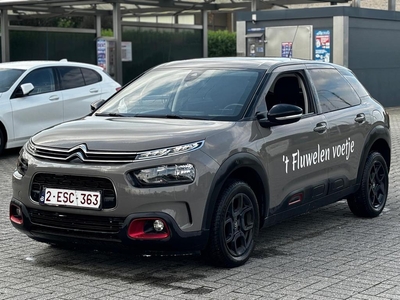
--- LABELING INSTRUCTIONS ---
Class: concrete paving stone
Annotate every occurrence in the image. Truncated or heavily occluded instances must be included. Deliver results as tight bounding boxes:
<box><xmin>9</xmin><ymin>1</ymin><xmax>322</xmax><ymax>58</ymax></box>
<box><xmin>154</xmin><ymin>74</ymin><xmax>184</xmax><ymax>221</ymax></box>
<box><xmin>361</xmin><ymin>284</ymin><xmax>396</xmax><ymax>296</ymax></box>
<box><xmin>218</xmin><ymin>292</ymin><xmax>263</xmax><ymax>299</ymax></box>
<box><xmin>181</xmin><ymin>279</ymin><xmax>225</xmax><ymax>290</ymax></box>
<box><xmin>30</xmin><ymin>291</ymin><xmax>76</xmax><ymax>300</ymax></box>
<box><xmin>349</xmin><ymin>296</ymin><xmax>391</xmax><ymax>300</ymax></box>
<box><xmin>151</xmin><ymin>295</ymin><xmax>189</xmax><ymax>300</ymax></box>
<box><xmin>301</xmin><ymin>293</ymin><xmax>348</xmax><ymax>300</ymax></box>
<box><xmin>168</xmin><ymin>281</ymin><xmax>203</xmax><ymax>290</ymax></box>
<box><xmin>108</xmin><ymin>289</ymin><xmax>147</xmax><ymax>298</ymax></box>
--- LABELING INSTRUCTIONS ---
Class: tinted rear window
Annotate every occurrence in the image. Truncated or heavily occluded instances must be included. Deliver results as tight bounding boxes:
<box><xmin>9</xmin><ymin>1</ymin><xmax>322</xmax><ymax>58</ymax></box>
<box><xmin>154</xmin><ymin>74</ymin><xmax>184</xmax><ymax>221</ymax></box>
<box><xmin>309</xmin><ymin>68</ymin><xmax>361</xmax><ymax>113</ymax></box>
<box><xmin>58</xmin><ymin>67</ymin><xmax>85</xmax><ymax>90</ymax></box>
<box><xmin>82</xmin><ymin>68</ymin><xmax>101</xmax><ymax>85</ymax></box>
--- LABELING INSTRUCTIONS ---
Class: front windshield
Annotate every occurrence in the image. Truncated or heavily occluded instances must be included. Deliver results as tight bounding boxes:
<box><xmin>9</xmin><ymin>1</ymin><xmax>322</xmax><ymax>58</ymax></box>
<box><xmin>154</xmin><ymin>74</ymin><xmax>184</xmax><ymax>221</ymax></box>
<box><xmin>96</xmin><ymin>68</ymin><xmax>263</xmax><ymax>121</ymax></box>
<box><xmin>0</xmin><ymin>68</ymin><xmax>24</xmax><ymax>92</ymax></box>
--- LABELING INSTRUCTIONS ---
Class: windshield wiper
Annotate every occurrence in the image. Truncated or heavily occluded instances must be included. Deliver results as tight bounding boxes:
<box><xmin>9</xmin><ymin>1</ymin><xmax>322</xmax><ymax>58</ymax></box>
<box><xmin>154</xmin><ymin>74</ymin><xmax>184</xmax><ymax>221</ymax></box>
<box><xmin>133</xmin><ymin>114</ymin><xmax>184</xmax><ymax>119</ymax></box>
<box><xmin>165</xmin><ymin>114</ymin><xmax>184</xmax><ymax>119</ymax></box>
<box><xmin>95</xmin><ymin>112</ymin><xmax>127</xmax><ymax>117</ymax></box>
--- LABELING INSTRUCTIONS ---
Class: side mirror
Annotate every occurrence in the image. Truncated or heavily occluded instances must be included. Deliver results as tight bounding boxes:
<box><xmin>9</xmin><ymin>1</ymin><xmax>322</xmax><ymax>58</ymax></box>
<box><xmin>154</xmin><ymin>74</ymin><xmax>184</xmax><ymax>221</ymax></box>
<box><xmin>14</xmin><ymin>83</ymin><xmax>35</xmax><ymax>98</ymax></box>
<box><xmin>257</xmin><ymin>104</ymin><xmax>303</xmax><ymax>128</ymax></box>
<box><xmin>20</xmin><ymin>83</ymin><xmax>34</xmax><ymax>96</ymax></box>
<box><xmin>91</xmin><ymin>99</ymin><xmax>106</xmax><ymax>111</ymax></box>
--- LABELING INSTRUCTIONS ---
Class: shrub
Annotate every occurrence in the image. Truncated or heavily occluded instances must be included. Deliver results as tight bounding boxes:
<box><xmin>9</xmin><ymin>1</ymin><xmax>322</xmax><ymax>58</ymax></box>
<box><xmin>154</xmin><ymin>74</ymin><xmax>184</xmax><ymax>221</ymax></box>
<box><xmin>208</xmin><ymin>30</ymin><xmax>236</xmax><ymax>57</ymax></box>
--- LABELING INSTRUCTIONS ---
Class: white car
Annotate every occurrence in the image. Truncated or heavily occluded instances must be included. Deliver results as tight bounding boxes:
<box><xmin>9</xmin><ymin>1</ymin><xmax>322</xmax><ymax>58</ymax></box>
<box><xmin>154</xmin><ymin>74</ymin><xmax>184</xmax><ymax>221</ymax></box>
<box><xmin>0</xmin><ymin>60</ymin><xmax>121</xmax><ymax>154</ymax></box>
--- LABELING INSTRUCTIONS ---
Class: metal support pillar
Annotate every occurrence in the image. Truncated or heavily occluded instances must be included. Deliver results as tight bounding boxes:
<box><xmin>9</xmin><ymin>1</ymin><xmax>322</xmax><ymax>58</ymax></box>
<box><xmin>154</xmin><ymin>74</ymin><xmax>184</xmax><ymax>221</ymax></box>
<box><xmin>202</xmin><ymin>10</ymin><xmax>208</xmax><ymax>58</ymax></box>
<box><xmin>389</xmin><ymin>0</ymin><xmax>396</xmax><ymax>11</ymax></box>
<box><xmin>351</xmin><ymin>0</ymin><xmax>360</xmax><ymax>7</ymax></box>
<box><xmin>251</xmin><ymin>0</ymin><xmax>259</xmax><ymax>11</ymax></box>
<box><xmin>333</xmin><ymin>16</ymin><xmax>349</xmax><ymax>67</ymax></box>
<box><xmin>1</xmin><ymin>9</ymin><xmax>10</xmax><ymax>62</ymax></box>
<box><xmin>113</xmin><ymin>2</ymin><xmax>123</xmax><ymax>84</ymax></box>
<box><xmin>96</xmin><ymin>15</ymin><xmax>102</xmax><ymax>38</ymax></box>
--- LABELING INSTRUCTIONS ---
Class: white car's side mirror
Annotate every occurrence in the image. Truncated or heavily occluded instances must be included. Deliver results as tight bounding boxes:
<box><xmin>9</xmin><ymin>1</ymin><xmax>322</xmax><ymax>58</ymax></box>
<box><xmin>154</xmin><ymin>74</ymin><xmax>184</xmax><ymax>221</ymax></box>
<box><xmin>20</xmin><ymin>83</ymin><xmax>34</xmax><ymax>95</ymax></box>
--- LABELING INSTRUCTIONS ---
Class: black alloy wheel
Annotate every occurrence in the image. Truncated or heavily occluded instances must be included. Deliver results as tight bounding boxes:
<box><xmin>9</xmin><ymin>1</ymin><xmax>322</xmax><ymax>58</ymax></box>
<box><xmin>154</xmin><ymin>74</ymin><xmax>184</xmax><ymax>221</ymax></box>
<box><xmin>205</xmin><ymin>180</ymin><xmax>259</xmax><ymax>267</ymax></box>
<box><xmin>347</xmin><ymin>152</ymin><xmax>388</xmax><ymax>218</ymax></box>
<box><xmin>224</xmin><ymin>192</ymin><xmax>255</xmax><ymax>258</ymax></box>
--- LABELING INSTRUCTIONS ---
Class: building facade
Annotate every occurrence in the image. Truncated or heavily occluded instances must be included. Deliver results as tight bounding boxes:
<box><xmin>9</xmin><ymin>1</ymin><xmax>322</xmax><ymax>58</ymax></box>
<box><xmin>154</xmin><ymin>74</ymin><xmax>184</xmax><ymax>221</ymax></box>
<box><xmin>289</xmin><ymin>0</ymin><xmax>400</xmax><ymax>10</ymax></box>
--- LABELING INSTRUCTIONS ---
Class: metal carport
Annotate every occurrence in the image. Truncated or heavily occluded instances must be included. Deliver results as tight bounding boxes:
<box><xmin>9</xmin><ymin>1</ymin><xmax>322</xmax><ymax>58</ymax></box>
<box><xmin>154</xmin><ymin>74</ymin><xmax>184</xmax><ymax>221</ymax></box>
<box><xmin>0</xmin><ymin>0</ymin><xmax>356</xmax><ymax>84</ymax></box>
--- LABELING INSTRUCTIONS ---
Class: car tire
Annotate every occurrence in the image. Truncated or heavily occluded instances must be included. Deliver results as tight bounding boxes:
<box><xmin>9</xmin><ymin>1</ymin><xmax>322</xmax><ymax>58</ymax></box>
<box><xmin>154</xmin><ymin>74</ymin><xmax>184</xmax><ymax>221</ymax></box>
<box><xmin>0</xmin><ymin>129</ymin><xmax>5</xmax><ymax>155</ymax></box>
<box><xmin>205</xmin><ymin>180</ymin><xmax>259</xmax><ymax>268</ymax></box>
<box><xmin>347</xmin><ymin>152</ymin><xmax>388</xmax><ymax>218</ymax></box>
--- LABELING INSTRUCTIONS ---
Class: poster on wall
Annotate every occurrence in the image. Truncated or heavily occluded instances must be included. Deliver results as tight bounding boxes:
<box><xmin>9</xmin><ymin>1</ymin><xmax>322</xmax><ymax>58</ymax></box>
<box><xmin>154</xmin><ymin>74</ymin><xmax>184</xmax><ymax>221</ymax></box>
<box><xmin>281</xmin><ymin>42</ymin><xmax>293</xmax><ymax>58</ymax></box>
<box><xmin>314</xmin><ymin>30</ymin><xmax>330</xmax><ymax>62</ymax></box>
<box><xmin>121</xmin><ymin>41</ymin><xmax>132</xmax><ymax>62</ymax></box>
<box><xmin>96</xmin><ymin>39</ymin><xmax>107</xmax><ymax>70</ymax></box>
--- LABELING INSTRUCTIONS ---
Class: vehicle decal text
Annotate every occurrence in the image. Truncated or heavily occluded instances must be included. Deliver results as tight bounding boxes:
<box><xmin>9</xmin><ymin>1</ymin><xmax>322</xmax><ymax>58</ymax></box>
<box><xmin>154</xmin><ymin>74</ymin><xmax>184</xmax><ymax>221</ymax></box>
<box><xmin>283</xmin><ymin>138</ymin><xmax>355</xmax><ymax>173</ymax></box>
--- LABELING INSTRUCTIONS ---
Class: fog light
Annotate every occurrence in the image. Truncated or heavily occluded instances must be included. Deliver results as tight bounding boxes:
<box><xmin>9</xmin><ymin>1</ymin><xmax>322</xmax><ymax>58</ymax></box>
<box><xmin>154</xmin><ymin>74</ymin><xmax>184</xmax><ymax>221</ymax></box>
<box><xmin>10</xmin><ymin>204</ymin><xmax>23</xmax><ymax>225</ymax></box>
<box><xmin>127</xmin><ymin>218</ymin><xmax>169</xmax><ymax>240</ymax></box>
<box><xmin>153</xmin><ymin>219</ymin><xmax>164</xmax><ymax>232</ymax></box>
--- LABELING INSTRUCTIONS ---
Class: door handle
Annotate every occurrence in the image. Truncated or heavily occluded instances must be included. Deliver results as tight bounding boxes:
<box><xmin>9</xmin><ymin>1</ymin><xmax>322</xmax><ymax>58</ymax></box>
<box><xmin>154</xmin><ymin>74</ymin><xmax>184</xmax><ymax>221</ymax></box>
<box><xmin>90</xmin><ymin>88</ymin><xmax>99</xmax><ymax>93</ymax></box>
<box><xmin>49</xmin><ymin>95</ymin><xmax>59</xmax><ymax>101</ymax></box>
<box><xmin>314</xmin><ymin>122</ymin><xmax>327</xmax><ymax>133</ymax></box>
<box><xmin>355</xmin><ymin>113</ymin><xmax>365</xmax><ymax>123</ymax></box>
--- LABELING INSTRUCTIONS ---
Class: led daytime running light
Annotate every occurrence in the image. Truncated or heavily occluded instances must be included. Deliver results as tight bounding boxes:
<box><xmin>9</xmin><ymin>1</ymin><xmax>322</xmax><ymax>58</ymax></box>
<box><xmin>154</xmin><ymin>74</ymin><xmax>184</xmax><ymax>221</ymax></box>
<box><xmin>136</xmin><ymin>141</ymin><xmax>204</xmax><ymax>160</ymax></box>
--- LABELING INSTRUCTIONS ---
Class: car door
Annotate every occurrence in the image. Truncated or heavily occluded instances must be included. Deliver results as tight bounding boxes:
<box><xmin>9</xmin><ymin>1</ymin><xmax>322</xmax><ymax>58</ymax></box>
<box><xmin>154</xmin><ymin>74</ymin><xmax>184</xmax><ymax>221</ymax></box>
<box><xmin>57</xmin><ymin>66</ymin><xmax>101</xmax><ymax>122</ymax></box>
<box><xmin>256</xmin><ymin>65</ymin><xmax>330</xmax><ymax>215</ymax></box>
<box><xmin>306</xmin><ymin>64</ymin><xmax>369</xmax><ymax>194</ymax></box>
<box><xmin>10</xmin><ymin>67</ymin><xmax>63</xmax><ymax>143</ymax></box>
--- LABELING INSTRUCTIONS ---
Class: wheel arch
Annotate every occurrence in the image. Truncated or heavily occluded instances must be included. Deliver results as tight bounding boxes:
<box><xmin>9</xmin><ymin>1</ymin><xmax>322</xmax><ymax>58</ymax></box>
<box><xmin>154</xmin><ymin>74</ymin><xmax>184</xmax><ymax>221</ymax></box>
<box><xmin>0</xmin><ymin>120</ymin><xmax>8</xmax><ymax>149</ymax></box>
<box><xmin>357</xmin><ymin>125</ymin><xmax>391</xmax><ymax>186</ymax></box>
<box><xmin>202</xmin><ymin>153</ymin><xmax>270</xmax><ymax>231</ymax></box>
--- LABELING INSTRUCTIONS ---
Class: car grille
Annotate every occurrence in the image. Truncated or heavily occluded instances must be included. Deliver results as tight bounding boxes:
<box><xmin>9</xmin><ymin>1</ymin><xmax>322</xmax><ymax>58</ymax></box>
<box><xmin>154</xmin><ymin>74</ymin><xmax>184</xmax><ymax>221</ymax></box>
<box><xmin>27</xmin><ymin>141</ymin><xmax>137</xmax><ymax>163</ymax></box>
<box><xmin>31</xmin><ymin>173</ymin><xmax>117</xmax><ymax>209</ymax></box>
<box><xmin>28</xmin><ymin>208</ymin><xmax>125</xmax><ymax>241</ymax></box>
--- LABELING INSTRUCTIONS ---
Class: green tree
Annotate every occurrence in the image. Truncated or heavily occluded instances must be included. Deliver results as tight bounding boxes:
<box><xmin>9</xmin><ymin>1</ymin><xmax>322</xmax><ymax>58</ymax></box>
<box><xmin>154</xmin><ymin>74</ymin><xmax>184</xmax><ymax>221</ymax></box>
<box><xmin>208</xmin><ymin>30</ymin><xmax>236</xmax><ymax>57</ymax></box>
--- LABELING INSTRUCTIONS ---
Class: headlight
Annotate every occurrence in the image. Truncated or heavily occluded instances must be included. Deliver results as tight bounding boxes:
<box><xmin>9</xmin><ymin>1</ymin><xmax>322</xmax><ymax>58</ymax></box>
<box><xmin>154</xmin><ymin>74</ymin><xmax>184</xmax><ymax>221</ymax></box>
<box><xmin>15</xmin><ymin>147</ymin><xmax>28</xmax><ymax>177</ymax></box>
<box><xmin>132</xmin><ymin>164</ymin><xmax>195</xmax><ymax>186</ymax></box>
<box><xmin>135</xmin><ymin>141</ymin><xmax>204</xmax><ymax>160</ymax></box>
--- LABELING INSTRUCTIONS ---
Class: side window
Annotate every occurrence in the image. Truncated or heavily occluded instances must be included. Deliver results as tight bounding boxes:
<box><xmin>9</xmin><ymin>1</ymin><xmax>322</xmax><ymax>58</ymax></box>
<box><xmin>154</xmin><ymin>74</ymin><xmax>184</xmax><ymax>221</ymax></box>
<box><xmin>20</xmin><ymin>68</ymin><xmax>55</xmax><ymax>95</ymax></box>
<box><xmin>81</xmin><ymin>68</ymin><xmax>102</xmax><ymax>85</ymax></box>
<box><xmin>308</xmin><ymin>68</ymin><xmax>361</xmax><ymax>113</ymax></box>
<box><xmin>337</xmin><ymin>68</ymin><xmax>369</xmax><ymax>98</ymax></box>
<box><xmin>266</xmin><ymin>73</ymin><xmax>312</xmax><ymax>114</ymax></box>
<box><xmin>58</xmin><ymin>67</ymin><xmax>85</xmax><ymax>90</ymax></box>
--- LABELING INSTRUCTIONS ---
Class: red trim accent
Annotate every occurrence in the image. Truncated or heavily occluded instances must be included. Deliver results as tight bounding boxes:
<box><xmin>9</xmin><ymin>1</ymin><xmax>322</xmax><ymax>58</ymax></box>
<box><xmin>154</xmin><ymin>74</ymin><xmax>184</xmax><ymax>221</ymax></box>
<box><xmin>288</xmin><ymin>193</ymin><xmax>303</xmax><ymax>206</ymax></box>
<box><xmin>10</xmin><ymin>204</ymin><xmax>23</xmax><ymax>225</ymax></box>
<box><xmin>10</xmin><ymin>215</ymin><xmax>23</xmax><ymax>225</ymax></box>
<box><xmin>127</xmin><ymin>218</ymin><xmax>169</xmax><ymax>240</ymax></box>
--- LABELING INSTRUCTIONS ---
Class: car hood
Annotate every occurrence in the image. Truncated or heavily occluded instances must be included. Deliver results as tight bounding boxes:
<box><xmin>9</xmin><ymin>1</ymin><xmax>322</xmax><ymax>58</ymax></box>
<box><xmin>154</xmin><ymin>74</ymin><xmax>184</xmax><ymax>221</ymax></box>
<box><xmin>31</xmin><ymin>116</ymin><xmax>235</xmax><ymax>152</ymax></box>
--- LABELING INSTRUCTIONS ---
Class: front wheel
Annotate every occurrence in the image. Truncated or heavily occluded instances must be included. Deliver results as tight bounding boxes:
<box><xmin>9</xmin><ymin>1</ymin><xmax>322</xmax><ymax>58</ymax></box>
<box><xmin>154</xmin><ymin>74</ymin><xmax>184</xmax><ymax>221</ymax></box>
<box><xmin>205</xmin><ymin>180</ymin><xmax>259</xmax><ymax>268</ymax></box>
<box><xmin>347</xmin><ymin>152</ymin><xmax>388</xmax><ymax>218</ymax></box>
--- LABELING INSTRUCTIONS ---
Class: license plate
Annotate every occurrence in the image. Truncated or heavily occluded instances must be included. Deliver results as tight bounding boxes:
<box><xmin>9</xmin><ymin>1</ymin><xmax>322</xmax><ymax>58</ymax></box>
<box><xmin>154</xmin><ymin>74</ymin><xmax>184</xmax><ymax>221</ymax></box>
<box><xmin>40</xmin><ymin>188</ymin><xmax>101</xmax><ymax>209</ymax></box>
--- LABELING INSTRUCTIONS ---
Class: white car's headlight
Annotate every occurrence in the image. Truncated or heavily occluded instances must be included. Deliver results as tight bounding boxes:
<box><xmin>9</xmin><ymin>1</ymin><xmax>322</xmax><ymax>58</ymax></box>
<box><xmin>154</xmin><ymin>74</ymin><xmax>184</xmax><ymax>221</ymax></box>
<box><xmin>133</xmin><ymin>164</ymin><xmax>195</xmax><ymax>186</ymax></box>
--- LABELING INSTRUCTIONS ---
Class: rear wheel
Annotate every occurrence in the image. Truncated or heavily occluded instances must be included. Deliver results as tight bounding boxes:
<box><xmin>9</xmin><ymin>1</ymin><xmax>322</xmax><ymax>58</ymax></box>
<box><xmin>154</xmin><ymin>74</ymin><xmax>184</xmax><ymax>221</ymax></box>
<box><xmin>205</xmin><ymin>180</ymin><xmax>259</xmax><ymax>268</ymax></box>
<box><xmin>347</xmin><ymin>152</ymin><xmax>388</xmax><ymax>218</ymax></box>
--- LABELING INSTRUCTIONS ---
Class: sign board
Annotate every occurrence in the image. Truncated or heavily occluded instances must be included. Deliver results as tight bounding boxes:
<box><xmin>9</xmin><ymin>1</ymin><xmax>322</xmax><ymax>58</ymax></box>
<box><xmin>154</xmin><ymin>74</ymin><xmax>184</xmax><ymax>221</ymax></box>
<box><xmin>314</xmin><ymin>30</ymin><xmax>331</xmax><ymax>62</ymax></box>
<box><xmin>121</xmin><ymin>41</ymin><xmax>132</xmax><ymax>62</ymax></box>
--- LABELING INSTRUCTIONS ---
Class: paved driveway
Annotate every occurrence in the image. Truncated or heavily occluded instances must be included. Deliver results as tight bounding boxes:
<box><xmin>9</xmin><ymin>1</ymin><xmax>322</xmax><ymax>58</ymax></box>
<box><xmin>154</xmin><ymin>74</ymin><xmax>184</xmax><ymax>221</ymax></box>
<box><xmin>1</xmin><ymin>108</ymin><xmax>400</xmax><ymax>300</ymax></box>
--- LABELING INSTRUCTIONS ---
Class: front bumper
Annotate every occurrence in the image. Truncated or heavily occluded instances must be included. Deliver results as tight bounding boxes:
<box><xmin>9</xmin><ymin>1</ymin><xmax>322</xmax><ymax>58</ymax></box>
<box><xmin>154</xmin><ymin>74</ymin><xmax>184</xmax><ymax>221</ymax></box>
<box><xmin>10</xmin><ymin>198</ymin><xmax>209</xmax><ymax>252</ymax></box>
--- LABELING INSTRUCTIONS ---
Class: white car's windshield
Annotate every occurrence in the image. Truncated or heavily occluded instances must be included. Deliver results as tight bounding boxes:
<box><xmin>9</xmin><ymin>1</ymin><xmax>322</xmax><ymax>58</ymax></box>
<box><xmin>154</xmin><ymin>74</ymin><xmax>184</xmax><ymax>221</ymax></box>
<box><xmin>0</xmin><ymin>68</ymin><xmax>24</xmax><ymax>92</ymax></box>
<box><xmin>96</xmin><ymin>68</ymin><xmax>263</xmax><ymax>121</ymax></box>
